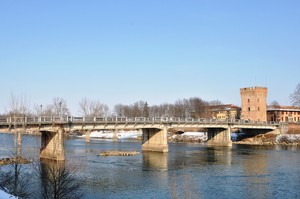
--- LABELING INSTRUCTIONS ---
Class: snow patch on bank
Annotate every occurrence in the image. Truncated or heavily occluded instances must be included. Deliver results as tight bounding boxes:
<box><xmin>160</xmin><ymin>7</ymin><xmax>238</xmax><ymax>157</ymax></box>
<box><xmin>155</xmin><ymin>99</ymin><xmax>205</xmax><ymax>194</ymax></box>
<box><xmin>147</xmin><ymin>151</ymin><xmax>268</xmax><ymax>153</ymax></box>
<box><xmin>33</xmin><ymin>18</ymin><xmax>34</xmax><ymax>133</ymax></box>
<box><xmin>82</xmin><ymin>130</ymin><xmax>142</xmax><ymax>139</ymax></box>
<box><xmin>182</xmin><ymin>132</ymin><xmax>207</xmax><ymax>136</ymax></box>
<box><xmin>276</xmin><ymin>134</ymin><xmax>300</xmax><ymax>144</ymax></box>
<box><xmin>0</xmin><ymin>189</ymin><xmax>17</xmax><ymax>199</ymax></box>
<box><xmin>169</xmin><ymin>132</ymin><xmax>207</xmax><ymax>143</ymax></box>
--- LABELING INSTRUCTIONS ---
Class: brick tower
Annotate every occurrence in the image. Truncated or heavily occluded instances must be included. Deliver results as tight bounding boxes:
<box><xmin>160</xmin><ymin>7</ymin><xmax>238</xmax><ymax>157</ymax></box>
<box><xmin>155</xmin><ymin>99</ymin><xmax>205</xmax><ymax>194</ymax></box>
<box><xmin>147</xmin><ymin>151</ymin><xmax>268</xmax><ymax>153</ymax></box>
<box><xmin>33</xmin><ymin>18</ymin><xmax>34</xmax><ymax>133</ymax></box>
<box><xmin>240</xmin><ymin>87</ymin><xmax>268</xmax><ymax>121</ymax></box>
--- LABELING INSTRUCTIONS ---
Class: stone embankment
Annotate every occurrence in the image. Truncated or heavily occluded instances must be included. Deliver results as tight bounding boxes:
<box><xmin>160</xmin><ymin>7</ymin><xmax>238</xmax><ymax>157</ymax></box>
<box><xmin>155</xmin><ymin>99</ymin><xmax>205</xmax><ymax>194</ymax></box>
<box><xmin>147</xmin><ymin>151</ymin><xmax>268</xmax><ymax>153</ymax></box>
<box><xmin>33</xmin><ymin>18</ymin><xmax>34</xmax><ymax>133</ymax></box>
<box><xmin>236</xmin><ymin>132</ymin><xmax>300</xmax><ymax>145</ymax></box>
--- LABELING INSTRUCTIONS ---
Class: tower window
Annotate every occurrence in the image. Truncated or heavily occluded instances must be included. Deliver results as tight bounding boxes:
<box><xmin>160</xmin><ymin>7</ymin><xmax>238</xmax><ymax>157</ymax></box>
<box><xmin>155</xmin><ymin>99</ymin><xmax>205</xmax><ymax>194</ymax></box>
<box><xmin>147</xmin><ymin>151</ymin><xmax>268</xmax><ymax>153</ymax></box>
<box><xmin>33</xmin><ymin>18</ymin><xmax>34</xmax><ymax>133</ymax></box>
<box><xmin>248</xmin><ymin>107</ymin><xmax>250</xmax><ymax>111</ymax></box>
<box><xmin>248</xmin><ymin>99</ymin><xmax>250</xmax><ymax>103</ymax></box>
<box><xmin>258</xmin><ymin>107</ymin><xmax>260</xmax><ymax>111</ymax></box>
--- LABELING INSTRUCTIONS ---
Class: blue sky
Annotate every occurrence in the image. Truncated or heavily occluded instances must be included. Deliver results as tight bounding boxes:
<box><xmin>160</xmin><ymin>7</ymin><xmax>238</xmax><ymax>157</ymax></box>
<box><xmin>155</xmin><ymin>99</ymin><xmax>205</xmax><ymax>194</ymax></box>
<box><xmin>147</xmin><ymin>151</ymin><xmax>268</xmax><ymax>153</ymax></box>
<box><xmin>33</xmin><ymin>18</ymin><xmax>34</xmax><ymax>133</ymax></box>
<box><xmin>0</xmin><ymin>1</ymin><xmax>299</xmax><ymax>114</ymax></box>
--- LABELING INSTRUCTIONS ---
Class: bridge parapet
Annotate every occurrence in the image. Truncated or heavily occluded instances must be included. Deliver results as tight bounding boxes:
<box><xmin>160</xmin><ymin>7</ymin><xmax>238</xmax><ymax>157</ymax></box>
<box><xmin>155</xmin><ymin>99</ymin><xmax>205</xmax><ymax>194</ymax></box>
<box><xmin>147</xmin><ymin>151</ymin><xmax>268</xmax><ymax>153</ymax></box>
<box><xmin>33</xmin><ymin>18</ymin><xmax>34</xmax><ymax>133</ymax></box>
<box><xmin>0</xmin><ymin>116</ymin><xmax>281</xmax><ymax>127</ymax></box>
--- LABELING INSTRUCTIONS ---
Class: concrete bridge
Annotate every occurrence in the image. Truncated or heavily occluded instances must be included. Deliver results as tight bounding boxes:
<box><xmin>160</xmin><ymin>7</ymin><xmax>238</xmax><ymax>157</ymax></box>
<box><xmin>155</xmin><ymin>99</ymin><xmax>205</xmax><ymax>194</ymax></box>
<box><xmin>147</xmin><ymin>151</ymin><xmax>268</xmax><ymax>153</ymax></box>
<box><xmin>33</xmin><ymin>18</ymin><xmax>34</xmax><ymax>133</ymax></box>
<box><xmin>0</xmin><ymin>116</ymin><xmax>284</xmax><ymax>161</ymax></box>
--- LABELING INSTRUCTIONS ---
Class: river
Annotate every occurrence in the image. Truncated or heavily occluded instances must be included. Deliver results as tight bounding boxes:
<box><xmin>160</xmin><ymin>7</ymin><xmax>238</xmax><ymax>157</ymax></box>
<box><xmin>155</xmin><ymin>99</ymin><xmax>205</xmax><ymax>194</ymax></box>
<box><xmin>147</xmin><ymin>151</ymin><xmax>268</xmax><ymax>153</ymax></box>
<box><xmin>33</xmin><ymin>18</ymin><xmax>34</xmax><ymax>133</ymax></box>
<box><xmin>0</xmin><ymin>133</ymin><xmax>300</xmax><ymax>199</ymax></box>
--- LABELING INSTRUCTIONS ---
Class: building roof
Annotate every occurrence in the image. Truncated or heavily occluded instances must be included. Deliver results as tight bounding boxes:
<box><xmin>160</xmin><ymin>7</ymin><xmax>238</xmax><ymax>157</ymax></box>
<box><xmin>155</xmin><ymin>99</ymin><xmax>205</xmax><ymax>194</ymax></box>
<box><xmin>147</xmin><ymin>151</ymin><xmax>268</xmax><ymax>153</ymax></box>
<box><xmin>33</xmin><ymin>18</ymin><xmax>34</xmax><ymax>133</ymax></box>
<box><xmin>267</xmin><ymin>105</ymin><xmax>300</xmax><ymax>112</ymax></box>
<box><xmin>207</xmin><ymin>104</ymin><xmax>240</xmax><ymax>111</ymax></box>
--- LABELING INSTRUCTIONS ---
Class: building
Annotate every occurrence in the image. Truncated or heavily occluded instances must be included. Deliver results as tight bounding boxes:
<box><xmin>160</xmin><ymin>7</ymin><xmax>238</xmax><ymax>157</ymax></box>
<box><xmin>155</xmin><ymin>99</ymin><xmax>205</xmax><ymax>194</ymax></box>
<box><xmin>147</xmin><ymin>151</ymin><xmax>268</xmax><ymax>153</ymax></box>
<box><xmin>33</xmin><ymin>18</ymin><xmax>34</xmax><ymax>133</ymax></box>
<box><xmin>240</xmin><ymin>86</ymin><xmax>268</xmax><ymax>121</ymax></box>
<box><xmin>267</xmin><ymin>106</ymin><xmax>300</xmax><ymax>122</ymax></box>
<box><xmin>206</xmin><ymin>104</ymin><xmax>241</xmax><ymax>120</ymax></box>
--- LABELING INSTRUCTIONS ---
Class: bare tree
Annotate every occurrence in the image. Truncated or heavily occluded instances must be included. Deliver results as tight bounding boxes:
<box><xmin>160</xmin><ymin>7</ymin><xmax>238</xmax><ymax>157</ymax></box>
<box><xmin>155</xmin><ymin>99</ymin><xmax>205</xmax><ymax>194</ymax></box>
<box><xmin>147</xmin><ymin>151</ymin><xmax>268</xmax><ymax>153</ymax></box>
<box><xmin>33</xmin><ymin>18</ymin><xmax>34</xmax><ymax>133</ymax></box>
<box><xmin>121</xmin><ymin>105</ymin><xmax>131</xmax><ymax>117</ymax></box>
<box><xmin>143</xmin><ymin>102</ymin><xmax>149</xmax><ymax>117</ymax></box>
<box><xmin>6</xmin><ymin>92</ymin><xmax>31</xmax><ymax>117</ymax></box>
<box><xmin>42</xmin><ymin>104</ymin><xmax>56</xmax><ymax>116</ymax></box>
<box><xmin>132</xmin><ymin>102</ymin><xmax>141</xmax><ymax>117</ymax></box>
<box><xmin>113</xmin><ymin>97</ymin><xmax>218</xmax><ymax>118</ymax></box>
<box><xmin>189</xmin><ymin>97</ymin><xmax>208</xmax><ymax>118</ymax></box>
<box><xmin>39</xmin><ymin>97</ymin><xmax>70</xmax><ymax>116</ymax></box>
<box><xmin>269</xmin><ymin>100</ymin><xmax>280</xmax><ymax>108</ymax></box>
<box><xmin>290</xmin><ymin>83</ymin><xmax>300</xmax><ymax>107</ymax></box>
<box><xmin>52</xmin><ymin>97</ymin><xmax>70</xmax><ymax>116</ymax></box>
<box><xmin>113</xmin><ymin>101</ymin><xmax>148</xmax><ymax>118</ymax></box>
<box><xmin>0</xmin><ymin>149</ymin><xmax>32</xmax><ymax>198</ymax></box>
<box><xmin>113</xmin><ymin>104</ymin><xmax>125</xmax><ymax>117</ymax></box>
<box><xmin>209</xmin><ymin>100</ymin><xmax>222</xmax><ymax>106</ymax></box>
<box><xmin>1</xmin><ymin>93</ymin><xmax>32</xmax><ymax>197</ymax></box>
<box><xmin>171</xmin><ymin>98</ymin><xmax>209</xmax><ymax>118</ymax></box>
<box><xmin>149</xmin><ymin>104</ymin><xmax>167</xmax><ymax>117</ymax></box>
<box><xmin>37</xmin><ymin>160</ymin><xmax>83</xmax><ymax>199</ymax></box>
<box><xmin>0</xmin><ymin>159</ymin><xmax>32</xmax><ymax>198</ymax></box>
<box><xmin>33</xmin><ymin>104</ymin><xmax>44</xmax><ymax>116</ymax></box>
<box><xmin>173</xmin><ymin>99</ymin><xmax>188</xmax><ymax>118</ymax></box>
<box><xmin>79</xmin><ymin>98</ymin><xmax>110</xmax><ymax>117</ymax></box>
<box><xmin>5</xmin><ymin>92</ymin><xmax>32</xmax><ymax>160</ymax></box>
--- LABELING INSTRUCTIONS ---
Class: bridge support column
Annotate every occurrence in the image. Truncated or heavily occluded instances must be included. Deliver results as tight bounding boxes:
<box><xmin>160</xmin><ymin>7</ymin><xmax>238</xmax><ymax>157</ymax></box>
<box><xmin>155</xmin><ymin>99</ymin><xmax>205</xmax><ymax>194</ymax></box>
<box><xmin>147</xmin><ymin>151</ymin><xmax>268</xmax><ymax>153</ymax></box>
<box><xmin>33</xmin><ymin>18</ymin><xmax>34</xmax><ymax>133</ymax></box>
<box><xmin>113</xmin><ymin>129</ymin><xmax>118</xmax><ymax>140</ymax></box>
<box><xmin>207</xmin><ymin>127</ymin><xmax>232</xmax><ymax>147</ymax></box>
<box><xmin>40</xmin><ymin>127</ymin><xmax>65</xmax><ymax>161</ymax></box>
<box><xmin>142</xmin><ymin>126</ymin><xmax>168</xmax><ymax>153</ymax></box>
<box><xmin>15</xmin><ymin>131</ymin><xmax>22</xmax><ymax>157</ymax></box>
<box><xmin>85</xmin><ymin>130</ymin><xmax>91</xmax><ymax>143</ymax></box>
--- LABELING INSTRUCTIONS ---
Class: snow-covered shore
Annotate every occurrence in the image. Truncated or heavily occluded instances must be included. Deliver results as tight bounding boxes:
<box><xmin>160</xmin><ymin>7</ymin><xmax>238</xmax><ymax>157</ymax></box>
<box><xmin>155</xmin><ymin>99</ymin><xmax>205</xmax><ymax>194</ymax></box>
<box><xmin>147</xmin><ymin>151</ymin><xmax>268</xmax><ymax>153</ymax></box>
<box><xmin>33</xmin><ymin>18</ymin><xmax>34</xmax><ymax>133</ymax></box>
<box><xmin>78</xmin><ymin>130</ymin><xmax>208</xmax><ymax>143</ymax></box>
<box><xmin>276</xmin><ymin>134</ymin><xmax>300</xmax><ymax>144</ymax></box>
<box><xmin>0</xmin><ymin>189</ymin><xmax>17</xmax><ymax>199</ymax></box>
<box><xmin>235</xmin><ymin>132</ymin><xmax>300</xmax><ymax>145</ymax></box>
<box><xmin>81</xmin><ymin>130</ymin><xmax>142</xmax><ymax>139</ymax></box>
<box><xmin>169</xmin><ymin>132</ymin><xmax>207</xmax><ymax>143</ymax></box>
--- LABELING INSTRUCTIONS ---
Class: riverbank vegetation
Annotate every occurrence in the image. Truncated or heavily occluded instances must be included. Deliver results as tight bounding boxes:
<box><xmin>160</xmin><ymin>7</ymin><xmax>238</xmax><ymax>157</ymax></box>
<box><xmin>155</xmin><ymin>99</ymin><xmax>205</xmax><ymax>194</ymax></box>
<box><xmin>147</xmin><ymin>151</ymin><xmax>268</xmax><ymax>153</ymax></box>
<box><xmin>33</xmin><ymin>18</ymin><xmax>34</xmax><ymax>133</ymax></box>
<box><xmin>0</xmin><ymin>158</ymin><xmax>83</xmax><ymax>199</ymax></box>
<box><xmin>0</xmin><ymin>133</ymin><xmax>83</xmax><ymax>199</ymax></box>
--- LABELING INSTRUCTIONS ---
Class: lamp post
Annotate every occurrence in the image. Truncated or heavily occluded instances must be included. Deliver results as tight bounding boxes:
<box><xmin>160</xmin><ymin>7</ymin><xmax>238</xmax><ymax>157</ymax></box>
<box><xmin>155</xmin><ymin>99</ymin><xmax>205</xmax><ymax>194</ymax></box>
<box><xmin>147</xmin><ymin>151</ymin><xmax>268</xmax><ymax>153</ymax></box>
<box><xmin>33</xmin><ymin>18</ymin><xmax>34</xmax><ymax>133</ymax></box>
<box><xmin>40</xmin><ymin>104</ymin><xmax>43</xmax><ymax>122</ymax></box>
<box><xmin>59</xmin><ymin>101</ymin><xmax>62</xmax><ymax>121</ymax></box>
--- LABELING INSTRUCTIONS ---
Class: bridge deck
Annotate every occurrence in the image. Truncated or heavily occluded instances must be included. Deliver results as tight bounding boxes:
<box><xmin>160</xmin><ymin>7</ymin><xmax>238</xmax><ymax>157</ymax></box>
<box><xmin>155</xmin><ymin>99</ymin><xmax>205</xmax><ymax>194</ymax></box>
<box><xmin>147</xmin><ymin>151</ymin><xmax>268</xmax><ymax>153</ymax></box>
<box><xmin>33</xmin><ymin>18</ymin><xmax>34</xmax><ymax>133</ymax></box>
<box><xmin>0</xmin><ymin>116</ymin><xmax>281</xmax><ymax>131</ymax></box>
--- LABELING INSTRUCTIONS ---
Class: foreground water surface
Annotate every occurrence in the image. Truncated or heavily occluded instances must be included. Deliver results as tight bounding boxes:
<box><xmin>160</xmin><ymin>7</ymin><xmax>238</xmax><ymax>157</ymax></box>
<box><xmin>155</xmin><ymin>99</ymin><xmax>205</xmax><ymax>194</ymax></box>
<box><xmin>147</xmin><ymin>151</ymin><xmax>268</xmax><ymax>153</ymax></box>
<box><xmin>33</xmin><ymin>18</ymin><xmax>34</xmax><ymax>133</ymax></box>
<box><xmin>0</xmin><ymin>133</ymin><xmax>300</xmax><ymax>199</ymax></box>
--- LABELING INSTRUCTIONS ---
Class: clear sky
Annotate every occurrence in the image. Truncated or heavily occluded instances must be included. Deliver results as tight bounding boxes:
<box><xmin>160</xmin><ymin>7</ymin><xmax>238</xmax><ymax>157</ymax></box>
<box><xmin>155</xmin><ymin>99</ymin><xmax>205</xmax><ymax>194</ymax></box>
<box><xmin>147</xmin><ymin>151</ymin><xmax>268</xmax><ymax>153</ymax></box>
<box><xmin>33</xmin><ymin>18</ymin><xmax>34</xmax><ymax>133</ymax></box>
<box><xmin>0</xmin><ymin>0</ymin><xmax>299</xmax><ymax>115</ymax></box>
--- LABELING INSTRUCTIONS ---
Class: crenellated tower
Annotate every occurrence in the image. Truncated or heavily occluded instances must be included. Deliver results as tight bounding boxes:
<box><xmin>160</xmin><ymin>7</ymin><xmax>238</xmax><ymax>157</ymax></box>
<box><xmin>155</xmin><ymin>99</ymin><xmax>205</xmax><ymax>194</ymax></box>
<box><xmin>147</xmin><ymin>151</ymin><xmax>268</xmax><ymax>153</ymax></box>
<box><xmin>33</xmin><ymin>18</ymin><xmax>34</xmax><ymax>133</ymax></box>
<box><xmin>240</xmin><ymin>86</ymin><xmax>268</xmax><ymax>121</ymax></box>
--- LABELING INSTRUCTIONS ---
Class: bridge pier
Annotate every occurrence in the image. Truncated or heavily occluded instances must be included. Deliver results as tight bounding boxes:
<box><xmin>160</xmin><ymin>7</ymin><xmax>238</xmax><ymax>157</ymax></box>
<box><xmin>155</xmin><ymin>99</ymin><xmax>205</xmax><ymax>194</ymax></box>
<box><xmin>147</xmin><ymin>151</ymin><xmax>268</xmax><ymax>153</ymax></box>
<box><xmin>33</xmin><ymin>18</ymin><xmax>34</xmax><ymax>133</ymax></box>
<box><xmin>113</xmin><ymin>129</ymin><xmax>118</xmax><ymax>140</ymax></box>
<box><xmin>14</xmin><ymin>131</ymin><xmax>22</xmax><ymax>157</ymax></box>
<box><xmin>40</xmin><ymin>127</ymin><xmax>65</xmax><ymax>161</ymax></box>
<box><xmin>142</xmin><ymin>127</ymin><xmax>168</xmax><ymax>153</ymax></box>
<box><xmin>85</xmin><ymin>130</ymin><xmax>91</xmax><ymax>143</ymax></box>
<box><xmin>207</xmin><ymin>127</ymin><xmax>232</xmax><ymax>147</ymax></box>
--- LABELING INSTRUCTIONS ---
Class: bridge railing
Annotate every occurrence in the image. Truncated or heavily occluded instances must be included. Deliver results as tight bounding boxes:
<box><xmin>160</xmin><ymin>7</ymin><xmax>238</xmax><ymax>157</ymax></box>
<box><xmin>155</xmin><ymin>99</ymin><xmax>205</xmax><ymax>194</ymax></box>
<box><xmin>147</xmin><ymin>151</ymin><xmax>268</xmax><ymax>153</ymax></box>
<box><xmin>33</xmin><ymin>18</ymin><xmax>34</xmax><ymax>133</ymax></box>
<box><xmin>0</xmin><ymin>116</ymin><xmax>281</xmax><ymax>126</ymax></box>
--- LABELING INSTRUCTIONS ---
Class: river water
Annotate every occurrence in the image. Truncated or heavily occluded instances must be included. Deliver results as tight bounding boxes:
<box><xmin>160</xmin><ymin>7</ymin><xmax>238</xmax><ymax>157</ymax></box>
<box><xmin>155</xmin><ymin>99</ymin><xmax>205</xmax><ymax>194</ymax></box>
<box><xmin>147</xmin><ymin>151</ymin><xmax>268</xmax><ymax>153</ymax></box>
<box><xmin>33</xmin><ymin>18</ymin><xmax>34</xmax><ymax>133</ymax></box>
<box><xmin>0</xmin><ymin>133</ymin><xmax>300</xmax><ymax>199</ymax></box>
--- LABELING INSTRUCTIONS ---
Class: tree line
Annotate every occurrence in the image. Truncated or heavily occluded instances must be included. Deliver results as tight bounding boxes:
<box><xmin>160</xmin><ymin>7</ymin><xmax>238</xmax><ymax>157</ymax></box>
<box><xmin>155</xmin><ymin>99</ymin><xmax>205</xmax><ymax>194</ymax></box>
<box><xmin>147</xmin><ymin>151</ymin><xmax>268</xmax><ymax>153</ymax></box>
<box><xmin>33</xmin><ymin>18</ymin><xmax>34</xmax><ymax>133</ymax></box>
<box><xmin>3</xmin><ymin>83</ymin><xmax>300</xmax><ymax>118</ymax></box>
<box><xmin>3</xmin><ymin>93</ymin><xmax>222</xmax><ymax>119</ymax></box>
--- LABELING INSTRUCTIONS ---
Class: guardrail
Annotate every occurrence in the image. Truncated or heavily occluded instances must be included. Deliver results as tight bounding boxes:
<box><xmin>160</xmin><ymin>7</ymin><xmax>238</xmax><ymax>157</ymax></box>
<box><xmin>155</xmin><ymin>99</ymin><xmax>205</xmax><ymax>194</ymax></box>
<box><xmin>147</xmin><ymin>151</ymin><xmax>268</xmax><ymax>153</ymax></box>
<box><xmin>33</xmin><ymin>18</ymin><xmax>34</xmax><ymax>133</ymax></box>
<box><xmin>0</xmin><ymin>116</ymin><xmax>281</xmax><ymax>126</ymax></box>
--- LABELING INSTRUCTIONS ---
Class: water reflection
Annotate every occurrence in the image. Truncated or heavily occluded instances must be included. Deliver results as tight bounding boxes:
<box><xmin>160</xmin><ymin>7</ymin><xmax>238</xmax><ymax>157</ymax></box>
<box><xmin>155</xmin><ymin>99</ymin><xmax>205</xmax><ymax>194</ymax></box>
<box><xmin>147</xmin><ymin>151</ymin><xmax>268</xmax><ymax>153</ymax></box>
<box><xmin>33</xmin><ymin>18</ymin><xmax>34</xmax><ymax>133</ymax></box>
<box><xmin>38</xmin><ymin>159</ymin><xmax>83</xmax><ymax>199</ymax></box>
<box><xmin>205</xmin><ymin>146</ymin><xmax>232</xmax><ymax>165</ymax></box>
<box><xmin>275</xmin><ymin>144</ymin><xmax>300</xmax><ymax>152</ymax></box>
<box><xmin>142</xmin><ymin>152</ymin><xmax>168</xmax><ymax>171</ymax></box>
<box><xmin>238</xmin><ymin>149</ymin><xmax>270</xmax><ymax>198</ymax></box>
<box><xmin>168</xmin><ymin>170</ymin><xmax>200</xmax><ymax>199</ymax></box>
